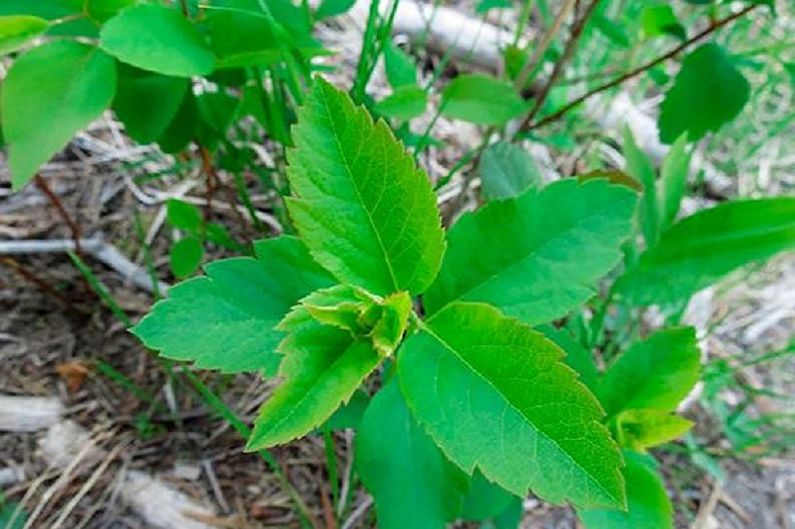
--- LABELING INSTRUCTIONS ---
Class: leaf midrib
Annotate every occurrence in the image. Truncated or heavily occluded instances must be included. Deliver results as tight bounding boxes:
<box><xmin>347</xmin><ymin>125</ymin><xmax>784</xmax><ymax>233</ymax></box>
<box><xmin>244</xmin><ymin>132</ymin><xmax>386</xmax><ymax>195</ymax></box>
<box><xmin>316</xmin><ymin>85</ymin><xmax>401</xmax><ymax>293</ymax></box>
<box><xmin>419</xmin><ymin>322</ymin><xmax>618</xmax><ymax>503</ymax></box>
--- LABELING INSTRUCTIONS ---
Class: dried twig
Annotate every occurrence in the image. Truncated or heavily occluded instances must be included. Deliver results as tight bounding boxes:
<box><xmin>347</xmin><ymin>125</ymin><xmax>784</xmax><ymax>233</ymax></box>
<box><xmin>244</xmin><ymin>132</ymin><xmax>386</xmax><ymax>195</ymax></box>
<box><xmin>34</xmin><ymin>174</ymin><xmax>83</xmax><ymax>255</ymax></box>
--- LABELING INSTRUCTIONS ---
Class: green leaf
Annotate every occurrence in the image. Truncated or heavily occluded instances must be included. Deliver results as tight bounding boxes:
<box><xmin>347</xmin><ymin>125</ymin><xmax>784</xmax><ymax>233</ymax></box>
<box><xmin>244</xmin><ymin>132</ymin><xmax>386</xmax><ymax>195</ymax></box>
<box><xmin>315</xmin><ymin>0</ymin><xmax>356</xmax><ymax>19</ymax></box>
<box><xmin>616</xmin><ymin>409</ymin><xmax>693</xmax><ymax>450</ymax></box>
<box><xmin>659</xmin><ymin>43</ymin><xmax>750</xmax><ymax>144</ymax></box>
<box><xmin>623</xmin><ymin>127</ymin><xmax>658</xmax><ymax>247</ymax></box>
<box><xmin>169</xmin><ymin>235</ymin><xmax>204</xmax><ymax>278</ymax></box>
<box><xmin>459</xmin><ymin>471</ymin><xmax>517</xmax><ymax>521</ymax></box>
<box><xmin>425</xmin><ymin>179</ymin><xmax>637</xmax><ymax>325</ymax></box>
<box><xmin>384</xmin><ymin>41</ymin><xmax>417</xmax><ymax>88</ymax></box>
<box><xmin>166</xmin><ymin>198</ymin><xmax>203</xmax><ymax>231</ymax></box>
<box><xmin>374</xmin><ymin>85</ymin><xmax>427</xmax><ymax>120</ymax></box>
<box><xmin>286</xmin><ymin>77</ymin><xmax>445</xmax><ymax>296</ymax></box>
<box><xmin>113</xmin><ymin>65</ymin><xmax>189</xmax><ymax>144</ymax></box>
<box><xmin>205</xmin><ymin>7</ymin><xmax>286</xmax><ymax>69</ymax></box>
<box><xmin>100</xmin><ymin>3</ymin><xmax>215</xmax><ymax>77</ymax></box>
<box><xmin>0</xmin><ymin>15</ymin><xmax>49</xmax><ymax>54</ymax></box>
<box><xmin>538</xmin><ymin>325</ymin><xmax>599</xmax><ymax>393</ymax></box>
<box><xmin>357</xmin><ymin>380</ymin><xmax>468</xmax><ymax>529</ymax></box>
<box><xmin>131</xmin><ymin>236</ymin><xmax>334</xmax><ymax>374</ymax></box>
<box><xmin>0</xmin><ymin>0</ymin><xmax>96</xmax><ymax>38</ymax></box>
<box><xmin>617</xmin><ymin>198</ymin><xmax>795</xmax><ymax>306</ymax></box>
<box><xmin>323</xmin><ymin>389</ymin><xmax>369</xmax><ymax>430</ymax></box>
<box><xmin>641</xmin><ymin>5</ymin><xmax>686</xmax><ymax>41</ymax></box>
<box><xmin>441</xmin><ymin>74</ymin><xmax>527</xmax><ymax>126</ymax></box>
<box><xmin>599</xmin><ymin>328</ymin><xmax>701</xmax><ymax>417</ymax></box>
<box><xmin>579</xmin><ymin>451</ymin><xmax>673</xmax><ymax>529</ymax></box>
<box><xmin>87</xmin><ymin>0</ymin><xmax>136</xmax><ymax>22</ymax></box>
<box><xmin>592</xmin><ymin>13</ymin><xmax>630</xmax><ymax>48</ymax></box>
<box><xmin>476</xmin><ymin>0</ymin><xmax>513</xmax><ymax>13</ymax></box>
<box><xmin>398</xmin><ymin>302</ymin><xmax>625</xmax><ymax>509</ymax></box>
<box><xmin>247</xmin><ymin>319</ymin><xmax>381</xmax><ymax>449</ymax></box>
<box><xmin>155</xmin><ymin>90</ymin><xmax>198</xmax><ymax>153</ymax></box>
<box><xmin>479</xmin><ymin>141</ymin><xmax>541</xmax><ymax>201</ymax></box>
<box><xmin>0</xmin><ymin>500</ymin><xmax>26</xmax><ymax>529</ymax></box>
<box><xmin>3</xmin><ymin>41</ymin><xmax>116</xmax><ymax>189</ymax></box>
<box><xmin>658</xmin><ymin>133</ymin><xmax>691</xmax><ymax>231</ymax></box>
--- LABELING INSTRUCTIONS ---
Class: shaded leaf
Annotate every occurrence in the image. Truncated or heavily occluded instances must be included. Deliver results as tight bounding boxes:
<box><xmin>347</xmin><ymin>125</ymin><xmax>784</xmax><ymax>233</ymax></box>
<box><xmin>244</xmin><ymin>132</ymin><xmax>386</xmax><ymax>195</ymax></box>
<box><xmin>286</xmin><ymin>77</ymin><xmax>445</xmax><ymax>296</ymax></box>
<box><xmin>538</xmin><ymin>325</ymin><xmax>599</xmax><ymax>393</ymax></box>
<box><xmin>3</xmin><ymin>41</ymin><xmax>116</xmax><ymax>189</ymax></box>
<box><xmin>617</xmin><ymin>198</ymin><xmax>795</xmax><ymax>306</ymax></box>
<box><xmin>479</xmin><ymin>141</ymin><xmax>541</xmax><ymax>201</ymax></box>
<box><xmin>623</xmin><ymin>127</ymin><xmax>658</xmax><ymax>246</ymax></box>
<box><xmin>131</xmin><ymin>236</ymin><xmax>334</xmax><ymax>374</ymax></box>
<box><xmin>398</xmin><ymin>302</ymin><xmax>625</xmax><ymax>508</ymax></box>
<box><xmin>425</xmin><ymin>179</ymin><xmax>636</xmax><ymax>325</ymax></box>
<box><xmin>459</xmin><ymin>471</ymin><xmax>517</xmax><ymax>521</ymax></box>
<box><xmin>357</xmin><ymin>380</ymin><xmax>468</xmax><ymax>529</ymax></box>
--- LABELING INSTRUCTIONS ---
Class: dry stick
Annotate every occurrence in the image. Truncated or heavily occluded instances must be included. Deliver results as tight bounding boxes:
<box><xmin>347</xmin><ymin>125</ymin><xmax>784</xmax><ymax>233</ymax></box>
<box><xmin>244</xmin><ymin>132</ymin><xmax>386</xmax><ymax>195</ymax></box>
<box><xmin>517</xmin><ymin>0</ymin><xmax>602</xmax><ymax>131</ymax></box>
<box><xmin>34</xmin><ymin>174</ymin><xmax>82</xmax><ymax>255</ymax></box>
<box><xmin>0</xmin><ymin>257</ymin><xmax>75</xmax><ymax>309</ymax></box>
<box><xmin>525</xmin><ymin>3</ymin><xmax>760</xmax><ymax>132</ymax></box>
<box><xmin>513</xmin><ymin>0</ymin><xmax>577</xmax><ymax>91</ymax></box>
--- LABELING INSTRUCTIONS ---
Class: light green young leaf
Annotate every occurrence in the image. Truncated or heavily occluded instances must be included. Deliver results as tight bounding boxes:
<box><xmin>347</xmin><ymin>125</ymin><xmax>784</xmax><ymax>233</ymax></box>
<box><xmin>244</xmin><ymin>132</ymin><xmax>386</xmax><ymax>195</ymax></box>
<box><xmin>0</xmin><ymin>15</ymin><xmax>49</xmax><ymax>54</ymax></box>
<box><xmin>3</xmin><ymin>41</ymin><xmax>116</xmax><ymax>189</ymax></box>
<box><xmin>623</xmin><ymin>127</ymin><xmax>658</xmax><ymax>246</ymax></box>
<box><xmin>659</xmin><ymin>43</ymin><xmax>750</xmax><ymax>144</ymax></box>
<box><xmin>579</xmin><ymin>451</ymin><xmax>673</xmax><ymax>529</ymax></box>
<box><xmin>247</xmin><ymin>319</ymin><xmax>381</xmax><ymax>449</ymax></box>
<box><xmin>398</xmin><ymin>302</ymin><xmax>625</xmax><ymax>509</ymax></box>
<box><xmin>357</xmin><ymin>380</ymin><xmax>469</xmax><ymax>529</ymax></box>
<box><xmin>374</xmin><ymin>85</ymin><xmax>427</xmax><ymax>120</ymax></box>
<box><xmin>169</xmin><ymin>235</ymin><xmax>204</xmax><ymax>278</ymax></box>
<box><xmin>441</xmin><ymin>74</ymin><xmax>527</xmax><ymax>126</ymax></box>
<box><xmin>479</xmin><ymin>141</ymin><xmax>541</xmax><ymax>201</ymax></box>
<box><xmin>616</xmin><ymin>409</ymin><xmax>693</xmax><ymax>450</ymax></box>
<box><xmin>100</xmin><ymin>3</ymin><xmax>215</xmax><ymax>77</ymax></box>
<box><xmin>113</xmin><ymin>65</ymin><xmax>190</xmax><ymax>144</ymax></box>
<box><xmin>286</xmin><ymin>77</ymin><xmax>445</xmax><ymax>296</ymax></box>
<box><xmin>384</xmin><ymin>41</ymin><xmax>418</xmax><ymax>88</ymax></box>
<box><xmin>425</xmin><ymin>179</ymin><xmax>637</xmax><ymax>325</ymax></box>
<box><xmin>617</xmin><ymin>198</ymin><xmax>795</xmax><ymax>306</ymax></box>
<box><xmin>166</xmin><ymin>198</ymin><xmax>203</xmax><ymax>231</ymax></box>
<box><xmin>599</xmin><ymin>327</ymin><xmax>701</xmax><ymax>417</ymax></box>
<box><xmin>658</xmin><ymin>133</ymin><xmax>691</xmax><ymax>231</ymax></box>
<box><xmin>131</xmin><ymin>236</ymin><xmax>334</xmax><ymax>374</ymax></box>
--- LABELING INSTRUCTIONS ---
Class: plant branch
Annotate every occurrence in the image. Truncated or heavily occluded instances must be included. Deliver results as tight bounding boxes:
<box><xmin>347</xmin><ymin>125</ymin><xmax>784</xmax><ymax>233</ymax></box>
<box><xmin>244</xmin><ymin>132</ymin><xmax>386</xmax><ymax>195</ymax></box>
<box><xmin>515</xmin><ymin>0</ymin><xmax>602</xmax><ymax>132</ymax></box>
<box><xmin>34</xmin><ymin>174</ymin><xmax>82</xmax><ymax>255</ymax></box>
<box><xmin>524</xmin><ymin>3</ymin><xmax>760</xmax><ymax>132</ymax></box>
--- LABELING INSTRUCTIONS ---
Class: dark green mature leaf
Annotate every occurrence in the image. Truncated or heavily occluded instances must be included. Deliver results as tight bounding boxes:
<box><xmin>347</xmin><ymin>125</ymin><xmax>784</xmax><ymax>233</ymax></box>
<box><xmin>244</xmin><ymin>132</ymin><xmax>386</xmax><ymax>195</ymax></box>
<box><xmin>169</xmin><ymin>235</ymin><xmax>204</xmax><ymax>278</ymax></box>
<box><xmin>0</xmin><ymin>15</ymin><xmax>48</xmax><ymax>54</ymax></box>
<box><xmin>476</xmin><ymin>0</ymin><xmax>513</xmax><ymax>13</ymax></box>
<box><xmin>384</xmin><ymin>41</ymin><xmax>418</xmax><ymax>88</ymax></box>
<box><xmin>3</xmin><ymin>41</ymin><xmax>116</xmax><ymax>189</ymax></box>
<box><xmin>315</xmin><ymin>0</ymin><xmax>356</xmax><ymax>19</ymax></box>
<box><xmin>579</xmin><ymin>451</ymin><xmax>673</xmax><ymax>529</ymax></box>
<box><xmin>617</xmin><ymin>198</ymin><xmax>795</xmax><ymax>306</ymax></box>
<box><xmin>374</xmin><ymin>85</ymin><xmax>427</xmax><ymax>120</ymax></box>
<box><xmin>425</xmin><ymin>179</ymin><xmax>637</xmax><ymax>325</ymax></box>
<box><xmin>599</xmin><ymin>328</ymin><xmax>700</xmax><ymax>417</ymax></box>
<box><xmin>87</xmin><ymin>0</ymin><xmax>137</xmax><ymax>22</ymax></box>
<box><xmin>100</xmin><ymin>3</ymin><xmax>215</xmax><ymax>77</ymax></box>
<box><xmin>441</xmin><ymin>74</ymin><xmax>527</xmax><ymax>126</ymax></box>
<box><xmin>479</xmin><ymin>141</ymin><xmax>541</xmax><ymax>201</ymax></box>
<box><xmin>357</xmin><ymin>380</ymin><xmax>468</xmax><ymax>529</ymax></box>
<box><xmin>247</xmin><ymin>318</ymin><xmax>381</xmax><ymax>449</ymax></box>
<box><xmin>113</xmin><ymin>65</ymin><xmax>189</xmax><ymax>144</ymax></box>
<box><xmin>155</xmin><ymin>90</ymin><xmax>198</xmax><ymax>153</ymax></box>
<box><xmin>286</xmin><ymin>77</ymin><xmax>445</xmax><ymax>296</ymax></box>
<box><xmin>459</xmin><ymin>471</ymin><xmax>517</xmax><ymax>521</ymax></box>
<box><xmin>658</xmin><ymin>134</ymin><xmax>691</xmax><ymax>231</ymax></box>
<box><xmin>131</xmin><ymin>236</ymin><xmax>334</xmax><ymax>374</ymax></box>
<box><xmin>659</xmin><ymin>44</ymin><xmax>750</xmax><ymax>144</ymax></box>
<box><xmin>398</xmin><ymin>302</ymin><xmax>625</xmax><ymax>509</ymax></box>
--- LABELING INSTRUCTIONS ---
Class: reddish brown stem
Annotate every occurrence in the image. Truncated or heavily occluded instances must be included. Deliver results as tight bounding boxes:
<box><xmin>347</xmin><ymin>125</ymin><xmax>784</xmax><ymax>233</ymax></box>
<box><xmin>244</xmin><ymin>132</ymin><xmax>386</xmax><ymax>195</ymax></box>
<box><xmin>523</xmin><ymin>3</ymin><xmax>759</xmax><ymax>132</ymax></box>
<box><xmin>1</xmin><ymin>257</ymin><xmax>75</xmax><ymax>309</ymax></box>
<box><xmin>34</xmin><ymin>174</ymin><xmax>82</xmax><ymax>255</ymax></box>
<box><xmin>198</xmin><ymin>145</ymin><xmax>217</xmax><ymax>221</ymax></box>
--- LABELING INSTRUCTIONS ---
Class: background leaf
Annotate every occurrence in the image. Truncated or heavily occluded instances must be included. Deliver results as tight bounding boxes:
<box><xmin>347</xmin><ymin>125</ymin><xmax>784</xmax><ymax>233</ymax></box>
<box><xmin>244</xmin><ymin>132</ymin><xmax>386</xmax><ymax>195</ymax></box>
<box><xmin>623</xmin><ymin>127</ymin><xmax>659</xmax><ymax>246</ymax></box>
<box><xmin>398</xmin><ymin>302</ymin><xmax>625</xmax><ymax>509</ymax></box>
<box><xmin>169</xmin><ymin>235</ymin><xmax>204</xmax><ymax>278</ymax></box>
<box><xmin>617</xmin><ymin>198</ymin><xmax>795</xmax><ymax>306</ymax></box>
<box><xmin>315</xmin><ymin>0</ymin><xmax>356</xmax><ymax>20</ymax></box>
<box><xmin>3</xmin><ymin>41</ymin><xmax>116</xmax><ymax>189</ymax></box>
<box><xmin>659</xmin><ymin>43</ymin><xmax>750</xmax><ymax>144</ymax></box>
<box><xmin>658</xmin><ymin>133</ymin><xmax>691</xmax><ymax>231</ymax></box>
<box><xmin>599</xmin><ymin>327</ymin><xmax>701</xmax><ymax>417</ymax></box>
<box><xmin>579</xmin><ymin>451</ymin><xmax>673</xmax><ymax>529</ymax></box>
<box><xmin>286</xmin><ymin>77</ymin><xmax>445</xmax><ymax>296</ymax></box>
<box><xmin>166</xmin><ymin>198</ymin><xmax>203</xmax><ymax>231</ymax></box>
<box><xmin>374</xmin><ymin>85</ymin><xmax>427</xmax><ymax>120</ymax></box>
<box><xmin>425</xmin><ymin>179</ymin><xmax>636</xmax><ymax>325</ymax></box>
<box><xmin>131</xmin><ymin>236</ymin><xmax>334</xmax><ymax>374</ymax></box>
<box><xmin>0</xmin><ymin>15</ymin><xmax>49</xmax><ymax>54</ymax></box>
<box><xmin>441</xmin><ymin>74</ymin><xmax>527</xmax><ymax>126</ymax></box>
<box><xmin>100</xmin><ymin>3</ymin><xmax>215</xmax><ymax>77</ymax></box>
<box><xmin>479</xmin><ymin>141</ymin><xmax>541</xmax><ymax>201</ymax></box>
<box><xmin>458</xmin><ymin>471</ymin><xmax>517</xmax><ymax>522</ymax></box>
<box><xmin>356</xmin><ymin>380</ymin><xmax>468</xmax><ymax>529</ymax></box>
<box><xmin>384</xmin><ymin>41</ymin><xmax>418</xmax><ymax>88</ymax></box>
